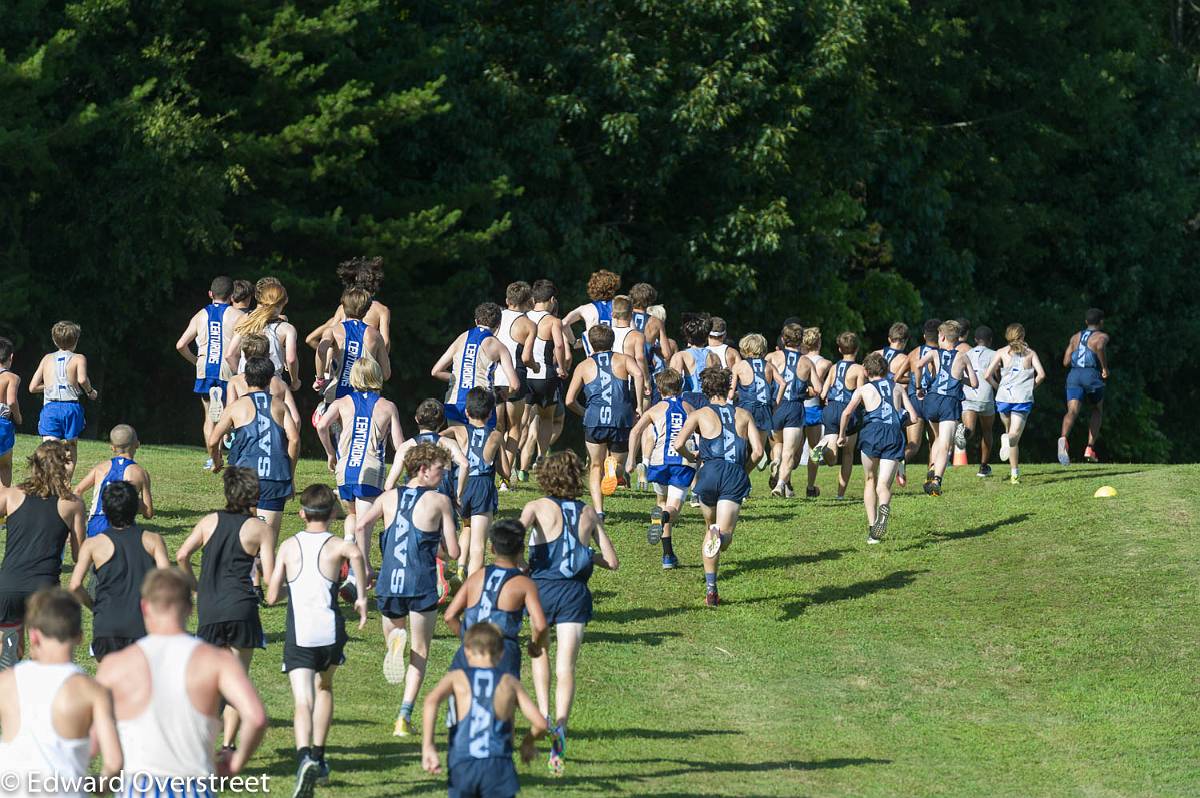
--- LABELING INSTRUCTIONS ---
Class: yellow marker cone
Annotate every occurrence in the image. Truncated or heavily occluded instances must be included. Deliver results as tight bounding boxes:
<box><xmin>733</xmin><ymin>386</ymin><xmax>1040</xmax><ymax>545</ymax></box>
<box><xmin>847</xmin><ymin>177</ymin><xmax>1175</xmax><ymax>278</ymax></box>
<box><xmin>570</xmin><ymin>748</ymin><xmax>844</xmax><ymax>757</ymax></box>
<box><xmin>1093</xmin><ymin>485</ymin><xmax>1117</xmax><ymax>498</ymax></box>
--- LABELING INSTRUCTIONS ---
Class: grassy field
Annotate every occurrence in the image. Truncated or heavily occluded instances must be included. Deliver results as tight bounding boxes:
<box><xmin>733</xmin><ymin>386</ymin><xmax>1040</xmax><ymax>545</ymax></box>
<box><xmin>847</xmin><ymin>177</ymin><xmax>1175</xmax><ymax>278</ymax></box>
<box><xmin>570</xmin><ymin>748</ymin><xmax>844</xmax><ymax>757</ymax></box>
<box><xmin>4</xmin><ymin>434</ymin><xmax>1197</xmax><ymax>797</ymax></box>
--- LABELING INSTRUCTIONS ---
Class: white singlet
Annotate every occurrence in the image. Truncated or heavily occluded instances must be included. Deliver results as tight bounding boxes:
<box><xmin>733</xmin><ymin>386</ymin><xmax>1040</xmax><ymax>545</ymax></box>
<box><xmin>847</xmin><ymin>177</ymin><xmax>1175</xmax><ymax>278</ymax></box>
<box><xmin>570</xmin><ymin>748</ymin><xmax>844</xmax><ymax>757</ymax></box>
<box><xmin>996</xmin><ymin>351</ymin><xmax>1037</xmax><ymax>404</ymax></box>
<box><xmin>0</xmin><ymin>661</ymin><xmax>90</xmax><ymax>798</ymax></box>
<box><xmin>963</xmin><ymin>346</ymin><xmax>997</xmax><ymax>404</ymax></box>
<box><xmin>118</xmin><ymin>635</ymin><xmax>218</xmax><ymax>782</ymax></box>
<box><xmin>525</xmin><ymin>310</ymin><xmax>553</xmax><ymax>380</ymax></box>
<box><xmin>493</xmin><ymin>309</ymin><xmax>525</xmax><ymax>389</ymax></box>
<box><xmin>236</xmin><ymin>319</ymin><xmax>287</xmax><ymax>376</ymax></box>
<box><xmin>44</xmin><ymin>351</ymin><xmax>80</xmax><ymax>403</ymax></box>
<box><xmin>710</xmin><ymin>343</ymin><xmax>730</xmax><ymax>367</ymax></box>
<box><xmin>803</xmin><ymin>353</ymin><xmax>826</xmax><ymax>409</ymax></box>
<box><xmin>611</xmin><ymin>325</ymin><xmax>635</xmax><ymax>359</ymax></box>
<box><xmin>288</xmin><ymin>532</ymin><xmax>338</xmax><ymax>647</ymax></box>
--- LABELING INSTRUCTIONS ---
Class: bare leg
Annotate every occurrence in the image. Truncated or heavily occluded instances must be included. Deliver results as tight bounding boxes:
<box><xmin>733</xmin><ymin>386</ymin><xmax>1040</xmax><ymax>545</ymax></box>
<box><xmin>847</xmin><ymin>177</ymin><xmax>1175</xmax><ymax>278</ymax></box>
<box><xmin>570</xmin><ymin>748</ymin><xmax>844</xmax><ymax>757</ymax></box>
<box><xmin>774</xmin><ymin>427</ymin><xmax>803</xmax><ymax>493</ymax></box>
<box><xmin>552</xmin><ymin>623</ymin><xmax>585</xmax><ymax>731</ymax></box>
<box><xmin>289</xmin><ymin>668</ymin><xmax>316</xmax><ymax>750</ymax></box>
<box><xmin>804</xmin><ymin>425</ymin><xmax>822</xmax><ymax>491</ymax></box>
<box><xmin>223</xmin><ymin>647</ymin><xmax>254</xmax><ymax>747</ymax></box>
<box><xmin>313</xmin><ymin>667</ymin><xmax>336</xmax><ymax>747</ymax></box>
<box><xmin>1060</xmin><ymin>399</ymin><xmax>1082</xmax><ymax>439</ymax></box>
<box><xmin>531</xmin><ymin>635</ymin><xmax>552</xmax><ymax>719</ymax></box>
<box><xmin>1087</xmin><ymin>402</ymin><xmax>1103</xmax><ymax>448</ymax></box>
<box><xmin>401</xmin><ymin>611</ymin><xmax>436</xmax><ymax>709</ymax></box>
<box><xmin>861</xmin><ymin>454</ymin><xmax>878</xmax><ymax>527</ymax></box>
<box><xmin>0</xmin><ymin>451</ymin><xmax>12</xmax><ymax>487</ymax></box>
<box><xmin>201</xmin><ymin>398</ymin><xmax>214</xmax><ymax>449</ymax></box>
<box><xmin>978</xmin><ymin>413</ymin><xmax>995</xmax><ymax>465</ymax></box>
<box><xmin>1006</xmin><ymin>412</ymin><xmax>1028</xmax><ymax>473</ymax></box>
<box><xmin>504</xmin><ymin>399</ymin><xmax>526</xmax><ymax>475</ymax></box>
<box><xmin>876</xmin><ymin>458</ymin><xmax>897</xmax><ymax>507</ymax></box>
<box><xmin>353</xmin><ymin>496</ymin><xmax>376</xmax><ymax>583</ymax></box>
<box><xmin>932</xmin><ymin>421</ymin><xmax>955</xmax><ymax>479</ymax></box>
<box><xmin>837</xmin><ymin>434</ymin><xmax>856</xmax><ymax>498</ymax></box>
<box><xmin>584</xmin><ymin>441</ymin><xmax>609</xmax><ymax>514</ymax></box>
<box><xmin>467</xmin><ymin>513</ymin><xmax>491</xmax><ymax>575</ymax></box>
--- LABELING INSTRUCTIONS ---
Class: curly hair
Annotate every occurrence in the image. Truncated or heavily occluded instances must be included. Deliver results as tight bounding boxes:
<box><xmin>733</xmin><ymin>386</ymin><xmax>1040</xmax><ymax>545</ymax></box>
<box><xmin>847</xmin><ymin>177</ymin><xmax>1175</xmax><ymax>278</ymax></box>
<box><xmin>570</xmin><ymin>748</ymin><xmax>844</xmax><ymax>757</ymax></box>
<box><xmin>586</xmin><ymin>270</ymin><xmax>621</xmax><ymax>301</ymax></box>
<box><xmin>404</xmin><ymin>442</ymin><xmax>451</xmax><ymax>476</ymax></box>
<box><xmin>537</xmin><ymin>450</ymin><xmax>584</xmax><ymax>499</ymax></box>
<box><xmin>700</xmin><ymin>367</ymin><xmax>732</xmax><ymax>399</ymax></box>
<box><xmin>19</xmin><ymin>442</ymin><xmax>74</xmax><ymax>499</ymax></box>
<box><xmin>780</xmin><ymin>323</ymin><xmax>803</xmax><ymax>348</ymax></box>
<box><xmin>223</xmin><ymin>466</ymin><xmax>260</xmax><ymax>515</ymax></box>
<box><xmin>863</xmin><ymin>352</ymin><xmax>888</xmax><ymax>378</ymax></box>
<box><xmin>338</xmin><ymin>256</ymin><xmax>385</xmax><ymax>294</ymax></box>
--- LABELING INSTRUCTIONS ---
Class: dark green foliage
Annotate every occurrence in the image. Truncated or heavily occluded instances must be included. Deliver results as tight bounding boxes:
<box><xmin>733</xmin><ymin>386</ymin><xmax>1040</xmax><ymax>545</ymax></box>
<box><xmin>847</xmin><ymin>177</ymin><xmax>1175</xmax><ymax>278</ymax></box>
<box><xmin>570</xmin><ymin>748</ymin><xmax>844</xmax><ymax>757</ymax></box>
<box><xmin>0</xmin><ymin>0</ymin><xmax>1196</xmax><ymax>459</ymax></box>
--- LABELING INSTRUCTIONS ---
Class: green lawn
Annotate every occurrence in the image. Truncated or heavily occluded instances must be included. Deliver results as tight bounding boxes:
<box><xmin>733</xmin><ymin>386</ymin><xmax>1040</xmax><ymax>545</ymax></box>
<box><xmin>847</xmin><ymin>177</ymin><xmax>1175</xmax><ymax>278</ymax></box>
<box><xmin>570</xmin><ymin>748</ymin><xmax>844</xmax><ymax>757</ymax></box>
<box><xmin>5</xmin><ymin>434</ymin><xmax>1197</xmax><ymax>797</ymax></box>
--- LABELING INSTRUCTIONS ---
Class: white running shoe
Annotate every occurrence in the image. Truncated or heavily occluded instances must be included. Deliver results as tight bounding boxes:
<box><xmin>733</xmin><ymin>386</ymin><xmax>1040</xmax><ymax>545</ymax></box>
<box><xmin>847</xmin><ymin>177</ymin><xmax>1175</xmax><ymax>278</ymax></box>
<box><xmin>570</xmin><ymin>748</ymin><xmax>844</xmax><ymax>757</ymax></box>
<box><xmin>383</xmin><ymin>628</ymin><xmax>407</xmax><ymax>685</ymax></box>
<box><xmin>999</xmin><ymin>433</ymin><xmax>1011</xmax><ymax>461</ymax></box>
<box><xmin>207</xmin><ymin>386</ymin><xmax>224</xmax><ymax>424</ymax></box>
<box><xmin>1057</xmin><ymin>437</ymin><xmax>1070</xmax><ymax>467</ymax></box>
<box><xmin>702</xmin><ymin>525</ymin><xmax>722</xmax><ymax>559</ymax></box>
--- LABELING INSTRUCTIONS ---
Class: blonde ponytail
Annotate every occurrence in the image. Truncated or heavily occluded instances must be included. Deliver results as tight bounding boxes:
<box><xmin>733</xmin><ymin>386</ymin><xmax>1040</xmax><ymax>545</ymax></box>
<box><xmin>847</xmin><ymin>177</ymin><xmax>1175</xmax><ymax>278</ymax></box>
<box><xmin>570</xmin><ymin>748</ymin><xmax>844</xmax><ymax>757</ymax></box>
<box><xmin>235</xmin><ymin>277</ymin><xmax>288</xmax><ymax>336</ymax></box>
<box><xmin>1005</xmin><ymin>323</ymin><xmax>1029</xmax><ymax>355</ymax></box>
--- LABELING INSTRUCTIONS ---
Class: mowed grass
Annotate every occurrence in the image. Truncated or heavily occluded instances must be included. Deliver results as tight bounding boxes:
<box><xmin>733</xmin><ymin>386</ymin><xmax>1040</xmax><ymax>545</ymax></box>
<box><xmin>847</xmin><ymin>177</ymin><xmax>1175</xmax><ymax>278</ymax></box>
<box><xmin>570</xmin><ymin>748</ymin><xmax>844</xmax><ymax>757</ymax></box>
<box><xmin>4</xmin><ymin>433</ymin><xmax>1198</xmax><ymax>797</ymax></box>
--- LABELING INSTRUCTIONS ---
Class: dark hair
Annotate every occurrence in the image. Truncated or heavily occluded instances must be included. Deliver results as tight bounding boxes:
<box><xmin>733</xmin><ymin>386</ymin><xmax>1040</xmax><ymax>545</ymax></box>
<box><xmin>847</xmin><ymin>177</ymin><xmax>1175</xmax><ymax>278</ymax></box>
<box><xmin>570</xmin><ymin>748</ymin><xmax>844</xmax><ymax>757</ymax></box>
<box><xmin>863</xmin><ymin>352</ymin><xmax>888</xmax><ymax>378</ymax></box>
<box><xmin>231</xmin><ymin>279</ymin><xmax>254</xmax><ymax>305</ymax></box>
<box><xmin>210</xmin><ymin>276</ymin><xmax>233</xmax><ymax>300</ymax></box>
<box><xmin>1085</xmin><ymin>307</ymin><xmax>1104</xmax><ymax>326</ymax></box>
<box><xmin>474</xmin><ymin>302</ymin><xmax>503</xmax><ymax>329</ymax></box>
<box><xmin>888</xmin><ymin>322</ymin><xmax>909</xmax><ymax>344</ymax></box>
<box><xmin>954</xmin><ymin>318</ymin><xmax>970</xmax><ymax>338</ymax></box>
<box><xmin>587</xmin><ymin>324</ymin><xmax>615</xmax><ymax>352</ymax></box>
<box><xmin>244</xmin><ymin>356</ymin><xmax>274</xmax><ymax>389</ymax></box>
<box><xmin>338</xmin><ymin>256</ymin><xmax>384</xmax><ymax>294</ymax></box>
<box><xmin>299</xmin><ymin>484</ymin><xmax>336</xmax><ymax>522</ymax></box>
<box><xmin>629</xmin><ymin>283</ymin><xmax>657</xmax><ymax>308</ymax></box>
<box><xmin>780</xmin><ymin>323</ymin><xmax>803</xmax><ymax>348</ymax></box>
<box><xmin>682</xmin><ymin>315</ymin><xmax>712</xmax><ymax>346</ymax></box>
<box><xmin>836</xmin><ymin>331</ymin><xmax>859</xmax><ymax>354</ymax></box>
<box><xmin>101</xmin><ymin>481</ymin><xmax>139</xmax><ymax>528</ymax></box>
<box><xmin>531</xmin><ymin>279</ymin><xmax>557</xmax><ymax>303</ymax></box>
<box><xmin>505</xmin><ymin>281</ymin><xmax>532</xmax><ymax>308</ymax></box>
<box><xmin>974</xmin><ymin>325</ymin><xmax>993</xmax><ymax>346</ymax></box>
<box><xmin>25</xmin><ymin>588</ymin><xmax>82</xmax><ymax>642</ymax></box>
<box><xmin>0</xmin><ymin>337</ymin><xmax>13</xmax><ymax>363</ymax></box>
<box><xmin>465</xmin><ymin>387</ymin><xmax>495</xmax><ymax>421</ymax></box>
<box><xmin>922</xmin><ymin>319</ymin><xmax>942</xmax><ymax>342</ymax></box>
<box><xmin>700</xmin><ymin>366</ymin><xmax>731</xmax><ymax>398</ymax></box>
<box><xmin>223</xmin><ymin>466</ymin><xmax>260</xmax><ymax>515</ymax></box>
<box><xmin>490</xmin><ymin>519</ymin><xmax>525</xmax><ymax>557</ymax></box>
<box><xmin>414</xmin><ymin>398</ymin><xmax>445</xmax><ymax>430</ymax></box>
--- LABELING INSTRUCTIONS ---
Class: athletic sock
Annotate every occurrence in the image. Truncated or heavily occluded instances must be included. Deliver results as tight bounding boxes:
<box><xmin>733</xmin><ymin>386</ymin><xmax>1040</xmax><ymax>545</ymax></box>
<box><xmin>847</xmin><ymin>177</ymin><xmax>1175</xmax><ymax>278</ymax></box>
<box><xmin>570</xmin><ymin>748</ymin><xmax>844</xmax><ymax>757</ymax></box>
<box><xmin>313</xmin><ymin>745</ymin><xmax>325</xmax><ymax>763</ymax></box>
<box><xmin>298</xmin><ymin>746</ymin><xmax>312</xmax><ymax>763</ymax></box>
<box><xmin>1011</xmin><ymin>468</ymin><xmax>1018</xmax><ymax>477</ymax></box>
<box><xmin>400</xmin><ymin>701</ymin><xmax>414</xmax><ymax>721</ymax></box>
<box><xmin>662</xmin><ymin>535</ymin><xmax>674</xmax><ymax>557</ymax></box>
<box><xmin>705</xmin><ymin>572</ymin><xmax>717</xmax><ymax>590</ymax></box>
<box><xmin>660</xmin><ymin>509</ymin><xmax>671</xmax><ymax>524</ymax></box>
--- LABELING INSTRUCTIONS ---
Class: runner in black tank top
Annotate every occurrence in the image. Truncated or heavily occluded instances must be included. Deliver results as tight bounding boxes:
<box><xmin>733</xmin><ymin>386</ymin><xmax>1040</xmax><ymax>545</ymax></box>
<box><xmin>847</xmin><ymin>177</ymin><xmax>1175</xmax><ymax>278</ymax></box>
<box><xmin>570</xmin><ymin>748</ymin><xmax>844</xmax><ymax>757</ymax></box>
<box><xmin>197</xmin><ymin>511</ymin><xmax>264</xmax><ymax>651</ymax></box>
<box><xmin>89</xmin><ymin>525</ymin><xmax>155</xmax><ymax>660</ymax></box>
<box><xmin>0</xmin><ymin>495</ymin><xmax>72</xmax><ymax>624</ymax></box>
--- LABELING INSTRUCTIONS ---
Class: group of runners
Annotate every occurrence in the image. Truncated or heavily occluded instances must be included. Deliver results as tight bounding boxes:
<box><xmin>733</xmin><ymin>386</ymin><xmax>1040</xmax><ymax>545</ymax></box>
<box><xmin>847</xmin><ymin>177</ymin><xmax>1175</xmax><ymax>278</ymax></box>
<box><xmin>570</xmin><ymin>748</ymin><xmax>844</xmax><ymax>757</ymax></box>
<box><xmin>0</xmin><ymin>261</ymin><xmax>1110</xmax><ymax>798</ymax></box>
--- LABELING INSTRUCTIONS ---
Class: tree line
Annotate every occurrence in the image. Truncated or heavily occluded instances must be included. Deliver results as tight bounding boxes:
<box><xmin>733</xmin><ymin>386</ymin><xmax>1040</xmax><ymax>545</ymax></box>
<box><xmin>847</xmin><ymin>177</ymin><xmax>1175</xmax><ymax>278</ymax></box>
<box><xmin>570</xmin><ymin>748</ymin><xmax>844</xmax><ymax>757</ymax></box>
<box><xmin>2</xmin><ymin>0</ymin><xmax>1196</xmax><ymax>461</ymax></box>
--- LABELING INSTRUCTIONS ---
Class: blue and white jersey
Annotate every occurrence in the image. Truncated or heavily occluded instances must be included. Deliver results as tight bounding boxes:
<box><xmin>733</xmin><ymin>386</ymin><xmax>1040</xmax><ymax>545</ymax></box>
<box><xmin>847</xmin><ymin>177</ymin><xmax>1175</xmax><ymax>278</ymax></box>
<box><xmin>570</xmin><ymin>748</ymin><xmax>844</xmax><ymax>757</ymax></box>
<box><xmin>865</xmin><ymin>379</ymin><xmax>901</xmax><ymax>427</ymax></box>
<box><xmin>1072</xmin><ymin>329</ymin><xmax>1100</xmax><ymax>369</ymax></box>
<box><xmin>909</xmin><ymin>344</ymin><xmax>935</xmax><ymax>396</ymax></box>
<box><xmin>87</xmin><ymin>456</ymin><xmax>135</xmax><ymax>537</ymax></box>
<box><xmin>779</xmin><ymin>351</ymin><xmax>808</xmax><ymax>402</ymax></box>
<box><xmin>414</xmin><ymin>431</ymin><xmax>457</xmax><ymax>497</ymax></box>
<box><xmin>529</xmin><ymin>498</ymin><xmax>593</xmax><ymax>583</ymax></box>
<box><xmin>466</xmin><ymin>423</ymin><xmax>494</xmax><ymax>477</ymax></box>
<box><xmin>882</xmin><ymin>347</ymin><xmax>904</xmax><ymax>377</ymax></box>
<box><xmin>737</xmin><ymin>358</ymin><xmax>771</xmax><ymax>407</ymax></box>
<box><xmin>195</xmin><ymin>303</ymin><xmax>231</xmax><ymax>382</ymax></box>
<box><xmin>582</xmin><ymin>352</ymin><xmax>633</xmax><ymax>429</ymax></box>
<box><xmin>229</xmin><ymin>392</ymin><xmax>290</xmax><ymax>482</ymax></box>
<box><xmin>336</xmin><ymin>391</ymin><xmax>386</xmax><ymax>491</ymax></box>
<box><xmin>828</xmin><ymin>360</ymin><xmax>855</xmax><ymax>404</ymax></box>
<box><xmin>462</xmin><ymin>566</ymin><xmax>523</xmax><ymax>642</ymax></box>
<box><xmin>377</xmin><ymin>486</ymin><xmax>440</xmax><ymax>598</ymax></box>
<box><xmin>932</xmin><ymin>348</ymin><xmax>964</xmax><ymax>399</ymax></box>
<box><xmin>447</xmin><ymin>666</ymin><xmax>513</xmax><ymax>766</ymax></box>
<box><xmin>335</xmin><ymin>319</ymin><xmax>368</xmax><ymax>399</ymax></box>
<box><xmin>699</xmin><ymin>405</ymin><xmax>748</xmax><ymax>465</ymax></box>
<box><xmin>649</xmin><ymin>396</ymin><xmax>689</xmax><ymax>467</ymax></box>
<box><xmin>447</xmin><ymin>326</ymin><xmax>497</xmax><ymax>408</ymax></box>
<box><xmin>581</xmin><ymin>300</ymin><xmax>614</xmax><ymax>357</ymax></box>
<box><xmin>684</xmin><ymin>347</ymin><xmax>711</xmax><ymax>393</ymax></box>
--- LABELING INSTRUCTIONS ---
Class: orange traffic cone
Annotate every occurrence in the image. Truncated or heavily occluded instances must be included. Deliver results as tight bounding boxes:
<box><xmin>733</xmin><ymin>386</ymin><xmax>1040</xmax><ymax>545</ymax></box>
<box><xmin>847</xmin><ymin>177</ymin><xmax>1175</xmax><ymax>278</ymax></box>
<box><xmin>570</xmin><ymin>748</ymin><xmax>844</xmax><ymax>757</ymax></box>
<box><xmin>953</xmin><ymin>443</ymin><xmax>968</xmax><ymax>467</ymax></box>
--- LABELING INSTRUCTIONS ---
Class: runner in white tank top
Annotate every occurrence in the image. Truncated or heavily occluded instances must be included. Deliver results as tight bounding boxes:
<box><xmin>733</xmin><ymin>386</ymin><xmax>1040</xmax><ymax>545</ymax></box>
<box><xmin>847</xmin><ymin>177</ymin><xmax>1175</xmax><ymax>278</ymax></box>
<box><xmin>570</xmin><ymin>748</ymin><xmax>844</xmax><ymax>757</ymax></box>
<box><xmin>0</xmin><ymin>588</ymin><xmax>121</xmax><ymax>797</ymax></box>
<box><xmin>493</xmin><ymin>309</ymin><xmax>525</xmax><ymax>389</ymax></box>
<box><xmin>707</xmin><ymin>317</ymin><xmax>740</xmax><ymax>369</ymax></box>
<box><xmin>982</xmin><ymin>324</ymin><xmax>1046</xmax><ymax>484</ymax></box>
<box><xmin>493</xmin><ymin>284</ymin><xmax>537</xmax><ymax>486</ymax></box>
<box><xmin>96</xmin><ymin>570</ymin><xmax>266</xmax><ymax>797</ymax></box>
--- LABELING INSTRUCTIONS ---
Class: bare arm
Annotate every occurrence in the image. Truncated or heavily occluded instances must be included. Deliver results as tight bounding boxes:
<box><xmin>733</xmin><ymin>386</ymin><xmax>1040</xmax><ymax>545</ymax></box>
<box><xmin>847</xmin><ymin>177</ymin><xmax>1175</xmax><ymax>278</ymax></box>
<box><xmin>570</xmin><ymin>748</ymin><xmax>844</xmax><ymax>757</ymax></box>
<box><xmin>442</xmin><ymin>579</ymin><xmax>470</xmax><ymax>637</ymax></box>
<box><xmin>305</xmin><ymin>313</ymin><xmax>337</xmax><ymax>351</ymax></box>
<box><xmin>1062</xmin><ymin>333</ymin><xmax>1079</xmax><ymax>368</ymax></box>
<box><xmin>67</xmin><ymin>541</ymin><xmax>95</xmax><ymax>609</ymax></box>
<box><xmin>66</xmin><ymin>501</ymin><xmax>85</xmax><ymax>563</ymax></box>
<box><xmin>563</xmin><ymin>366</ymin><xmax>586</xmax><ymax>416</ymax></box>
<box><xmin>384</xmin><ymin>441</ymin><xmax>411</xmax><ymax>491</ymax></box>
<box><xmin>957</xmin><ymin>352</ymin><xmax>978</xmax><ymax>389</ymax></box>
<box><xmin>88</xmin><ymin>682</ymin><xmax>123</xmax><ymax>778</ymax></box>
<box><xmin>175</xmin><ymin>520</ymin><xmax>209</xmax><ymax>583</ymax></box>
<box><xmin>217</xmin><ymin>651</ymin><xmax>267</xmax><ymax>774</ymax></box>
<box><xmin>371</xmin><ymin>332</ymin><xmax>392</xmax><ymax>381</ymax></box>
<box><xmin>551</xmin><ymin>318</ymin><xmax>570</xmax><ymax>375</ymax></box>
<box><xmin>589</xmin><ymin>515</ymin><xmax>619</xmax><ymax>571</ymax></box>
<box><xmin>148</xmin><ymin>534</ymin><xmax>171</xmax><ymax>569</ymax></box>
<box><xmin>420</xmin><ymin>674</ymin><xmax>457</xmax><ymax>774</ymax></box>
<box><xmin>223</xmin><ymin>333</ymin><xmax>243</xmax><ymax>376</ymax></box>
<box><xmin>625</xmin><ymin>411</ymin><xmax>654</xmax><ymax>471</ymax></box>
<box><xmin>430</xmin><ymin>339</ymin><xmax>459</xmax><ymax>383</ymax></box>
<box><xmin>356</xmin><ymin>495</ymin><xmax>389</xmax><ymax>538</ymax></box>
<box><xmin>440</xmin><ymin>497</ymin><xmax>460</xmax><ymax>561</ymax></box>
<box><xmin>1095</xmin><ymin>336</ymin><xmax>1109</xmax><ymax>379</ymax></box>
<box><xmin>175</xmin><ymin>314</ymin><xmax>201</xmax><ymax>365</ymax></box>
<box><xmin>1031</xmin><ymin>350</ymin><xmax>1047</xmax><ymax>387</ymax></box>
<box><xmin>282</xmin><ymin>325</ymin><xmax>301</xmax><ymax>389</ymax></box>
<box><xmin>744</xmin><ymin>414</ymin><xmax>764</xmax><ymax>467</ymax></box>
<box><xmin>134</xmin><ymin>467</ymin><xmax>154</xmax><ymax>519</ymax></box>
<box><xmin>265</xmin><ymin>540</ymin><xmax>290</xmax><ymax>606</ymax></box>
<box><xmin>4</xmin><ymin>376</ymin><xmax>21</xmax><ymax>426</ymax></box>
<box><xmin>283</xmin><ymin>408</ymin><xmax>301</xmax><ymax>473</ymax></box>
<box><xmin>74</xmin><ymin>465</ymin><xmax>99</xmax><ymax>498</ymax></box>
<box><xmin>837</xmin><ymin>388</ymin><xmax>866</xmax><ymax>445</ymax></box>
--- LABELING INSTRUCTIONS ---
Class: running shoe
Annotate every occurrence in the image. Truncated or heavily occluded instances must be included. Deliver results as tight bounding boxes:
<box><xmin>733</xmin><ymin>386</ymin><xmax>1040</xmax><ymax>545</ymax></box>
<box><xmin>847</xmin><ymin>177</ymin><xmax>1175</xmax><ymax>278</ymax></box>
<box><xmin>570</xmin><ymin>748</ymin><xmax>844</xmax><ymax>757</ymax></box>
<box><xmin>662</xmin><ymin>555</ymin><xmax>678</xmax><ymax>570</ymax></box>
<box><xmin>516</xmin><ymin>469</ymin><xmax>529</xmax><ymax>483</ymax></box>
<box><xmin>316</xmin><ymin>759</ymin><xmax>331</xmax><ymax>786</ymax></box>
<box><xmin>783</xmin><ymin>481</ymin><xmax>795</xmax><ymax>498</ymax></box>
<box><xmin>383</xmin><ymin>628</ymin><xmax>407</xmax><ymax>685</ymax></box>
<box><xmin>953</xmin><ymin>422</ymin><xmax>968</xmax><ymax>450</ymax></box>
<box><xmin>834</xmin><ymin>494</ymin><xmax>846</xmax><ymax>501</ymax></box>
<box><xmin>927</xmin><ymin>478</ymin><xmax>943</xmax><ymax>497</ymax></box>
<box><xmin>393</xmin><ymin>716</ymin><xmax>415</xmax><ymax>737</ymax></box>
<box><xmin>705</xmin><ymin>588</ymin><xmax>720</xmax><ymax>607</ymax></box>
<box><xmin>222</xmin><ymin>432</ymin><xmax>234</xmax><ymax>450</ymax></box>
<box><xmin>999</xmin><ymin>433</ymin><xmax>1011</xmax><ymax>461</ymax></box>
<box><xmin>867</xmin><ymin>532</ymin><xmax>882</xmax><ymax>545</ymax></box>
<box><xmin>253</xmin><ymin>585</ymin><xmax>267</xmax><ymax>608</ymax></box>
<box><xmin>600</xmin><ymin>454</ymin><xmax>619</xmax><ymax>496</ymax></box>
<box><xmin>498</xmin><ymin>479</ymin><xmax>510</xmax><ymax>493</ymax></box>
<box><xmin>703</xmin><ymin>525</ymin><xmax>723</xmax><ymax>559</ymax></box>
<box><xmin>207</xmin><ymin>386</ymin><xmax>224</xmax><ymax>424</ymax></box>
<box><xmin>548</xmin><ymin>724</ymin><xmax>566</xmax><ymax>777</ymax></box>
<box><xmin>1009</xmin><ymin>475</ymin><xmax>1021</xmax><ymax>485</ymax></box>
<box><xmin>873</xmin><ymin>503</ymin><xmax>891</xmax><ymax>540</ymax></box>
<box><xmin>435</xmin><ymin>558</ymin><xmax>451</xmax><ymax>606</ymax></box>
<box><xmin>769</xmin><ymin>459</ymin><xmax>779</xmax><ymax>489</ymax></box>
<box><xmin>203</xmin><ymin>457</ymin><xmax>215</xmax><ymax>471</ymax></box>
<box><xmin>338</xmin><ymin>561</ymin><xmax>357</xmax><ymax>603</ymax></box>
<box><xmin>976</xmin><ymin>464</ymin><xmax>992</xmax><ymax>478</ymax></box>
<box><xmin>806</xmin><ymin>485</ymin><xmax>820</xmax><ymax>499</ymax></box>
<box><xmin>647</xmin><ymin>506</ymin><xmax>664</xmax><ymax>545</ymax></box>
<box><xmin>1083</xmin><ymin>446</ymin><xmax>1099</xmax><ymax>463</ymax></box>
<box><xmin>811</xmin><ymin>445</ymin><xmax>829</xmax><ymax>466</ymax></box>
<box><xmin>292</xmin><ymin>755</ymin><xmax>320</xmax><ymax>798</ymax></box>
<box><xmin>0</xmin><ymin>626</ymin><xmax>19</xmax><ymax>671</ymax></box>
<box><xmin>455</xmin><ymin>563</ymin><xmax>466</xmax><ymax>583</ymax></box>
<box><xmin>756</xmin><ymin>453</ymin><xmax>770</xmax><ymax>471</ymax></box>
<box><xmin>1057</xmin><ymin>437</ymin><xmax>1070</xmax><ymax>466</ymax></box>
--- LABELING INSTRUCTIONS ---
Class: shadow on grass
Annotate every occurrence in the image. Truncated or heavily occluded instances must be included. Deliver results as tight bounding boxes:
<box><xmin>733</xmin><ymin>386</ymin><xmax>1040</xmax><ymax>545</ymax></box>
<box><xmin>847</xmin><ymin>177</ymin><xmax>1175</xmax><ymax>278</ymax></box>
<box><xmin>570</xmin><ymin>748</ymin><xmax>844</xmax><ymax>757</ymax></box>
<box><xmin>779</xmin><ymin>570</ymin><xmax>928</xmax><ymax>620</ymax></box>
<box><xmin>723</xmin><ymin>548</ymin><xmax>852</xmax><ymax>576</ymax></box>
<box><xmin>1032</xmin><ymin>469</ymin><xmax>1144</xmax><ymax>485</ymax></box>
<box><xmin>593</xmin><ymin>604</ymin><xmax>696</xmax><ymax>624</ymax></box>
<box><xmin>570</xmin><ymin>727</ymin><xmax>735</xmax><ymax>741</ymax></box>
<box><xmin>585</xmin><ymin>630</ymin><xmax>683</xmax><ymax>646</ymax></box>
<box><xmin>901</xmin><ymin>513</ymin><xmax>1030</xmax><ymax>551</ymax></box>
